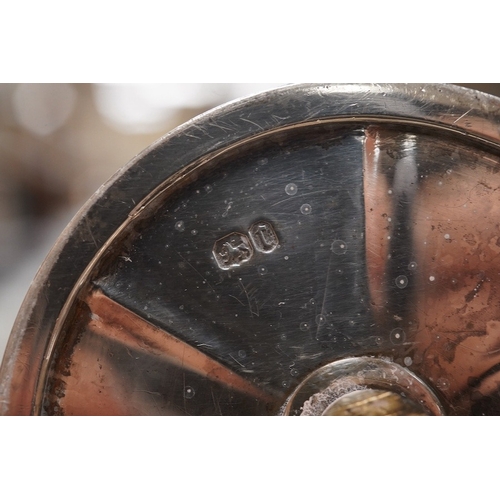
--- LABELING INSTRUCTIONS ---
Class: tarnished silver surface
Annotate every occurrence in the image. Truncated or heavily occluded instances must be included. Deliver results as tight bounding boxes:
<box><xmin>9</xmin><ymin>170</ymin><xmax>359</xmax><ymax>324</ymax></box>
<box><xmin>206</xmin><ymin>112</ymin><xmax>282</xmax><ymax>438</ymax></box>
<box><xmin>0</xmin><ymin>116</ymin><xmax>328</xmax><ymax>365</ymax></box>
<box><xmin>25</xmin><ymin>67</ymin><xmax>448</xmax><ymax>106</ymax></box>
<box><xmin>322</xmin><ymin>389</ymin><xmax>428</xmax><ymax>416</ymax></box>
<box><xmin>2</xmin><ymin>83</ymin><xmax>500</xmax><ymax>415</ymax></box>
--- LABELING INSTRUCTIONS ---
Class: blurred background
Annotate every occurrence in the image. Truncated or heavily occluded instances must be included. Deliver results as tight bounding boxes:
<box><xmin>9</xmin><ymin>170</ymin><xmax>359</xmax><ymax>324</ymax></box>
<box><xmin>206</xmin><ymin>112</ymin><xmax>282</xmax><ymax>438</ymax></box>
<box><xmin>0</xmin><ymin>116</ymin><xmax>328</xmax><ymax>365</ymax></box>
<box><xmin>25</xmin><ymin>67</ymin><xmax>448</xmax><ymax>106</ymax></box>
<box><xmin>0</xmin><ymin>83</ymin><xmax>498</xmax><ymax>361</ymax></box>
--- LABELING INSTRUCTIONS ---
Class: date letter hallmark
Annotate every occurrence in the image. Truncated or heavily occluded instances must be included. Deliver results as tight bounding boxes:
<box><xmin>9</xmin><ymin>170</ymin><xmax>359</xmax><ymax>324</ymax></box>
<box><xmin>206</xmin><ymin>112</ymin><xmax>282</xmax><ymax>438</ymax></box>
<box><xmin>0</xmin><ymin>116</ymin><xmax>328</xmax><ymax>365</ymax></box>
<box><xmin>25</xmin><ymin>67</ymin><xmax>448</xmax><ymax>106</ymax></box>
<box><xmin>213</xmin><ymin>233</ymin><xmax>254</xmax><ymax>270</ymax></box>
<box><xmin>249</xmin><ymin>221</ymin><xmax>279</xmax><ymax>253</ymax></box>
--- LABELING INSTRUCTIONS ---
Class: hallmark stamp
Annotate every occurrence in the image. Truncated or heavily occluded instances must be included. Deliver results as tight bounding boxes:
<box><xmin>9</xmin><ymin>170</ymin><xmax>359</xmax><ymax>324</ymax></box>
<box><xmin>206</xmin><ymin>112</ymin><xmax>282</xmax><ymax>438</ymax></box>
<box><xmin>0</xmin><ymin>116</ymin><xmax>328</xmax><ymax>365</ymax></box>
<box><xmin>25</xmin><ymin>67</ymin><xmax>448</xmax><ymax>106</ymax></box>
<box><xmin>213</xmin><ymin>232</ymin><xmax>254</xmax><ymax>270</ymax></box>
<box><xmin>249</xmin><ymin>221</ymin><xmax>279</xmax><ymax>253</ymax></box>
<box><xmin>213</xmin><ymin>221</ymin><xmax>279</xmax><ymax>270</ymax></box>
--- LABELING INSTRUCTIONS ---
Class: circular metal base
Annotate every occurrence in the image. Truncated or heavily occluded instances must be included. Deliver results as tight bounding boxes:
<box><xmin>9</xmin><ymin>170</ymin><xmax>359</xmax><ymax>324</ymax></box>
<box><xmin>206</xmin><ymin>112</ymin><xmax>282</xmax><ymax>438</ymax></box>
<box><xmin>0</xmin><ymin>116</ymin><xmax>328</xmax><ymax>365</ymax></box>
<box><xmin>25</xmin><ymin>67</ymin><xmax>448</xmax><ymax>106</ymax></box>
<box><xmin>3</xmin><ymin>84</ymin><xmax>500</xmax><ymax>415</ymax></box>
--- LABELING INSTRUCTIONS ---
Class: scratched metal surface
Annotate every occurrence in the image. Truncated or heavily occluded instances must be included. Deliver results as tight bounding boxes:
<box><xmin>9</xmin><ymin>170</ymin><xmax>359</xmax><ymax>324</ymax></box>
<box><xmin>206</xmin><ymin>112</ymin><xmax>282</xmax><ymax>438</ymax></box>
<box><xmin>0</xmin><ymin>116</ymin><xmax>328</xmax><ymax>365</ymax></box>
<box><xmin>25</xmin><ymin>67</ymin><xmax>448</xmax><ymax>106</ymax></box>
<box><xmin>3</xmin><ymin>83</ymin><xmax>500</xmax><ymax>415</ymax></box>
<box><xmin>89</xmin><ymin>126</ymin><xmax>371</xmax><ymax>414</ymax></box>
